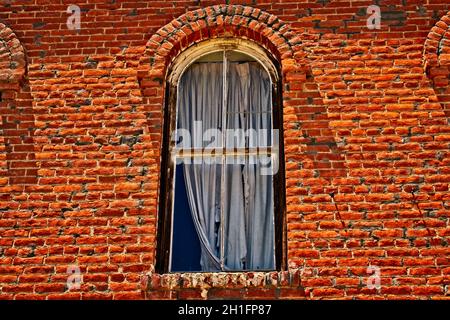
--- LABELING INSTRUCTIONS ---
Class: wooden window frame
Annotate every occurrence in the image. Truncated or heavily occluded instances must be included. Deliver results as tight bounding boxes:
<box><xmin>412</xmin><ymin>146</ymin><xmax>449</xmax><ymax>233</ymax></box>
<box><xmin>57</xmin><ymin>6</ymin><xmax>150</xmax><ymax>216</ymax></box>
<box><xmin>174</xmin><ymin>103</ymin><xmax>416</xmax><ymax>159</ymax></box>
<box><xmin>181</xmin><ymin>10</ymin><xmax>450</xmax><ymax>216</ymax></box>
<box><xmin>155</xmin><ymin>39</ymin><xmax>287</xmax><ymax>274</ymax></box>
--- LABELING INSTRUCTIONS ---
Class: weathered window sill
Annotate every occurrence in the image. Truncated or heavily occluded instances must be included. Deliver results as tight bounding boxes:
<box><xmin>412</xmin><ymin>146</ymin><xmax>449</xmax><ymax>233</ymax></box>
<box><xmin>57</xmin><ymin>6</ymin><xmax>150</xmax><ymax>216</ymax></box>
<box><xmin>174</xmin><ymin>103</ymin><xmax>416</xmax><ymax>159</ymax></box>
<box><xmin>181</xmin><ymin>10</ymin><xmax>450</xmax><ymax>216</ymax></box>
<box><xmin>141</xmin><ymin>269</ymin><xmax>306</xmax><ymax>299</ymax></box>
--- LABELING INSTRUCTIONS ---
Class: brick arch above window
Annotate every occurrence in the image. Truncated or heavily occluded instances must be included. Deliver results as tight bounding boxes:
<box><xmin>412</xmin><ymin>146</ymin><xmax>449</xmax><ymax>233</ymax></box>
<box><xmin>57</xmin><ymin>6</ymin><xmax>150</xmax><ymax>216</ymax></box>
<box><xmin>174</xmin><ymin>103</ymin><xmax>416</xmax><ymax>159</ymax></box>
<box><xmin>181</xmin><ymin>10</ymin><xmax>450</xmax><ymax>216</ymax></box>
<box><xmin>424</xmin><ymin>11</ymin><xmax>450</xmax><ymax>117</ymax></box>
<box><xmin>138</xmin><ymin>4</ymin><xmax>308</xmax><ymax>83</ymax></box>
<box><xmin>0</xmin><ymin>23</ymin><xmax>26</xmax><ymax>176</ymax></box>
<box><xmin>0</xmin><ymin>23</ymin><xmax>26</xmax><ymax>89</ymax></box>
<box><xmin>424</xmin><ymin>11</ymin><xmax>450</xmax><ymax>71</ymax></box>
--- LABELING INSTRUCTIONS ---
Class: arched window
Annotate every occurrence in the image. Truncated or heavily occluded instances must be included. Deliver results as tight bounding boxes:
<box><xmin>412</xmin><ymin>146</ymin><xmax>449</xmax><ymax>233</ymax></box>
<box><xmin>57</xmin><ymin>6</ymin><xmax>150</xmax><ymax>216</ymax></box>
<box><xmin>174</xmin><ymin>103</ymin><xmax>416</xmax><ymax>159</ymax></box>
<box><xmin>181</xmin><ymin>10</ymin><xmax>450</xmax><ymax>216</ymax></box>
<box><xmin>157</xmin><ymin>39</ymin><xmax>285</xmax><ymax>273</ymax></box>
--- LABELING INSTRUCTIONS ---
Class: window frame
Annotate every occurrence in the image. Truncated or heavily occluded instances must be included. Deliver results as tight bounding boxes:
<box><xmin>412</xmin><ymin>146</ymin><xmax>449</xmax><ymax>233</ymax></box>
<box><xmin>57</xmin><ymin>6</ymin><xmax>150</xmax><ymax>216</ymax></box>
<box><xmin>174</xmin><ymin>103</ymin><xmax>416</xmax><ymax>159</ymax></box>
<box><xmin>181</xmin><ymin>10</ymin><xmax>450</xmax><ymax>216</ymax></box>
<box><xmin>156</xmin><ymin>39</ymin><xmax>287</xmax><ymax>274</ymax></box>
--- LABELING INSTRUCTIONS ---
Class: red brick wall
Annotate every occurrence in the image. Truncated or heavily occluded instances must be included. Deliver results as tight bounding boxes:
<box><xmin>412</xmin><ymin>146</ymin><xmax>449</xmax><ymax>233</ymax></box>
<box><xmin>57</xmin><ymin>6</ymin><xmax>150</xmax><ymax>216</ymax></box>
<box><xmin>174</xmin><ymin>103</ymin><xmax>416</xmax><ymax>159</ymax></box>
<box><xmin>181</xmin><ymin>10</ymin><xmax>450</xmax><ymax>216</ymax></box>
<box><xmin>0</xmin><ymin>0</ymin><xmax>449</xmax><ymax>300</ymax></box>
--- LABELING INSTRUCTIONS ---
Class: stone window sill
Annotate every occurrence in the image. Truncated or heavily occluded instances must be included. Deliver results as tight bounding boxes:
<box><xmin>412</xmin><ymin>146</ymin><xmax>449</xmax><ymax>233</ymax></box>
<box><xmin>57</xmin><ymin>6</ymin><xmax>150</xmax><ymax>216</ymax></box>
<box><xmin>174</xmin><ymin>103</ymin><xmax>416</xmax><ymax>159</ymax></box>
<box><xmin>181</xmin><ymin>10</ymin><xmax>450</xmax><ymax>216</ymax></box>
<box><xmin>141</xmin><ymin>269</ymin><xmax>303</xmax><ymax>291</ymax></box>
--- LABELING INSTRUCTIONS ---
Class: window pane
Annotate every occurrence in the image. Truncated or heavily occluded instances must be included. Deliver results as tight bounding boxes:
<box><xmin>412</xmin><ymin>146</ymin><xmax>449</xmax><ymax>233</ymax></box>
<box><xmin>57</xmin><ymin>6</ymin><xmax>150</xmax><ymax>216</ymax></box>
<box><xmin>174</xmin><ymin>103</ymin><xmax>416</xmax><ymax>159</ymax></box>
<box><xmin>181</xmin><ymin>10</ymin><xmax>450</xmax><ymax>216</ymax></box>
<box><xmin>172</xmin><ymin>158</ymin><xmax>276</xmax><ymax>272</ymax></box>
<box><xmin>170</xmin><ymin>49</ymin><xmax>277</xmax><ymax>272</ymax></box>
<box><xmin>172</xmin><ymin>161</ymin><xmax>223</xmax><ymax>272</ymax></box>
<box><xmin>170</xmin><ymin>164</ymin><xmax>202</xmax><ymax>272</ymax></box>
<box><xmin>177</xmin><ymin>62</ymin><xmax>224</xmax><ymax>150</ymax></box>
<box><xmin>222</xmin><ymin>160</ymin><xmax>275</xmax><ymax>271</ymax></box>
<box><xmin>226</xmin><ymin>61</ymin><xmax>273</xmax><ymax>149</ymax></box>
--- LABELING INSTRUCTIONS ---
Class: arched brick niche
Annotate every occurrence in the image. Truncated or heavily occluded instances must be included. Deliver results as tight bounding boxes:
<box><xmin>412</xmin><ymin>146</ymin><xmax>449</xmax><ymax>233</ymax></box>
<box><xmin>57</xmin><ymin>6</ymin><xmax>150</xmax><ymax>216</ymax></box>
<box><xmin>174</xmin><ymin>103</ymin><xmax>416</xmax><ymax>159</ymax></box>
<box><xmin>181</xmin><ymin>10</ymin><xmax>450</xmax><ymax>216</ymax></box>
<box><xmin>424</xmin><ymin>11</ymin><xmax>450</xmax><ymax>117</ymax></box>
<box><xmin>0</xmin><ymin>23</ymin><xmax>26</xmax><ymax>182</ymax></box>
<box><xmin>0</xmin><ymin>22</ymin><xmax>26</xmax><ymax>89</ymax></box>
<box><xmin>0</xmin><ymin>23</ymin><xmax>36</xmax><ymax>188</ymax></box>
<box><xmin>137</xmin><ymin>4</ymin><xmax>344</xmax><ymax>300</ymax></box>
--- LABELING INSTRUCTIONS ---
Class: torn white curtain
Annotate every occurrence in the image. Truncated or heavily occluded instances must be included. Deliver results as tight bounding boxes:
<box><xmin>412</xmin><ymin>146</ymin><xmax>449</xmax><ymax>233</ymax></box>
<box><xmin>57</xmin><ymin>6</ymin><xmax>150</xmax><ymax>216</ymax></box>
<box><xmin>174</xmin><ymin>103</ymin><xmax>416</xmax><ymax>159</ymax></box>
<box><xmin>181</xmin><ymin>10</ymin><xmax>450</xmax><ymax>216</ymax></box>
<box><xmin>177</xmin><ymin>61</ymin><xmax>275</xmax><ymax>271</ymax></box>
